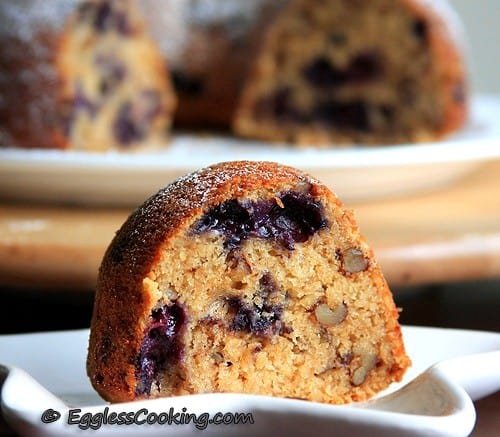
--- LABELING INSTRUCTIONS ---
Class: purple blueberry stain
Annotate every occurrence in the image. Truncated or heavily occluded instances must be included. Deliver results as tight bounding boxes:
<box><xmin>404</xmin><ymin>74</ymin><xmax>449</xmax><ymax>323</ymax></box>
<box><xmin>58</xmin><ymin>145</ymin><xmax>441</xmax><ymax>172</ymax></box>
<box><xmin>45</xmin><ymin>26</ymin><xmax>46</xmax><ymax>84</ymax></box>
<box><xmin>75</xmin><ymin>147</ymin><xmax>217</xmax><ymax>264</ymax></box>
<box><xmin>112</xmin><ymin>90</ymin><xmax>163</xmax><ymax>146</ymax></box>
<box><xmin>193</xmin><ymin>191</ymin><xmax>328</xmax><ymax>250</ymax></box>
<box><xmin>453</xmin><ymin>81</ymin><xmax>466</xmax><ymax>103</ymax></box>
<box><xmin>302</xmin><ymin>52</ymin><xmax>381</xmax><ymax>90</ymax></box>
<box><xmin>194</xmin><ymin>200</ymin><xmax>250</xmax><ymax>249</ymax></box>
<box><xmin>171</xmin><ymin>71</ymin><xmax>205</xmax><ymax>97</ymax></box>
<box><xmin>348</xmin><ymin>52</ymin><xmax>382</xmax><ymax>83</ymax></box>
<box><xmin>228</xmin><ymin>273</ymin><xmax>285</xmax><ymax>336</ymax></box>
<box><xmin>312</xmin><ymin>100</ymin><xmax>371</xmax><ymax>132</ymax></box>
<box><xmin>139</xmin><ymin>90</ymin><xmax>163</xmax><ymax>122</ymax></box>
<box><xmin>113</xmin><ymin>102</ymin><xmax>143</xmax><ymax>145</ymax></box>
<box><xmin>77</xmin><ymin>0</ymin><xmax>133</xmax><ymax>35</ymax></box>
<box><xmin>61</xmin><ymin>82</ymin><xmax>98</xmax><ymax>137</ymax></box>
<box><xmin>135</xmin><ymin>303</ymin><xmax>186</xmax><ymax>396</ymax></box>
<box><xmin>95</xmin><ymin>55</ymin><xmax>126</xmax><ymax>95</ymax></box>
<box><xmin>412</xmin><ymin>19</ymin><xmax>428</xmax><ymax>42</ymax></box>
<box><xmin>329</xmin><ymin>32</ymin><xmax>347</xmax><ymax>46</ymax></box>
<box><xmin>73</xmin><ymin>82</ymin><xmax>98</xmax><ymax>116</ymax></box>
<box><xmin>302</xmin><ymin>57</ymin><xmax>346</xmax><ymax>89</ymax></box>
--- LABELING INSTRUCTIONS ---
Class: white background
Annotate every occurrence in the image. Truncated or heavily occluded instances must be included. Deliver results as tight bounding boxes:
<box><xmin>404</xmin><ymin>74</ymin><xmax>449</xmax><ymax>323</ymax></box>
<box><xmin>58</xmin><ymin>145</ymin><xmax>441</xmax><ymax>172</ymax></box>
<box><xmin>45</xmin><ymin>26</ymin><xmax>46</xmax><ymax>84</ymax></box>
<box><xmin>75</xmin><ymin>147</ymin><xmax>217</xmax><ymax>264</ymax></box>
<box><xmin>452</xmin><ymin>0</ymin><xmax>499</xmax><ymax>94</ymax></box>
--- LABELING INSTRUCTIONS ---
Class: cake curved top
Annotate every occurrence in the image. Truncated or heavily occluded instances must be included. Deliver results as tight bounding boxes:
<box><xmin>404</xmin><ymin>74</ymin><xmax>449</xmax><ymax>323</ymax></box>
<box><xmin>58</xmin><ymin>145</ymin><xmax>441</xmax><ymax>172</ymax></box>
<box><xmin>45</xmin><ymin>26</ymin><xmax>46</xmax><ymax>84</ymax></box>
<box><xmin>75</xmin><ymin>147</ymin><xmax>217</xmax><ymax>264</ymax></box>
<box><xmin>100</xmin><ymin>160</ymin><xmax>333</xmax><ymax>285</ymax></box>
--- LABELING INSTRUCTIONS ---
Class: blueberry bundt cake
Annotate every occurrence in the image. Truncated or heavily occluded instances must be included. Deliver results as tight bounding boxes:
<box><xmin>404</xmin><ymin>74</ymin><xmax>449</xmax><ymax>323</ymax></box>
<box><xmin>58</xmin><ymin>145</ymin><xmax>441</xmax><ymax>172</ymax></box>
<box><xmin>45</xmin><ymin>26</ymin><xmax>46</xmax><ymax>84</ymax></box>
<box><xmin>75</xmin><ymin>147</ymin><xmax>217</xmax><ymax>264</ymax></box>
<box><xmin>87</xmin><ymin>161</ymin><xmax>410</xmax><ymax>403</ymax></box>
<box><xmin>56</xmin><ymin>0</ymin><xmax>176</xmax><ymax>151</ymax></box>
<box><xmin>0</xmin><ymin>0</ymin><xmax>468</xmax><ymax>149</ymax></box>
<box><xmin>234</xmin><ymin>0</ymin><xmax>468</xmax><ymax>144</ymax></box>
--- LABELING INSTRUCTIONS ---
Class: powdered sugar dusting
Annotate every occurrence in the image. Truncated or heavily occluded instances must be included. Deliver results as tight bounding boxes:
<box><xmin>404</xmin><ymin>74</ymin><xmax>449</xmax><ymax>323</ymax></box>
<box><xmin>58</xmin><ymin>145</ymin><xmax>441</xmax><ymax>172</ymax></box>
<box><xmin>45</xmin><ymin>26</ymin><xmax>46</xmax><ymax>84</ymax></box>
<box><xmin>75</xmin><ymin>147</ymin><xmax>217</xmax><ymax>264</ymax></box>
<box><xmin>0</xmin><ymin>0</ymin><xmax>78</xmax><ymax>40</ymax></box>
<box><xmin>156</xmin><ymin>160</ymin><xmax>313</xmax><ymax>211</ymax></box>
<box><xmin>137</xmin><ymin>0</ymin><xmax>287</xmax><ymax>61</ymax></box>
<box><xmin>105</xmin><ymin>162</ymin><xmax>322</xmax><ymax>273</ymax></box>
<box><xmin>136</xmin><ymin>0</ymin><xmax>188</xmax><ymax>60</ymax></box>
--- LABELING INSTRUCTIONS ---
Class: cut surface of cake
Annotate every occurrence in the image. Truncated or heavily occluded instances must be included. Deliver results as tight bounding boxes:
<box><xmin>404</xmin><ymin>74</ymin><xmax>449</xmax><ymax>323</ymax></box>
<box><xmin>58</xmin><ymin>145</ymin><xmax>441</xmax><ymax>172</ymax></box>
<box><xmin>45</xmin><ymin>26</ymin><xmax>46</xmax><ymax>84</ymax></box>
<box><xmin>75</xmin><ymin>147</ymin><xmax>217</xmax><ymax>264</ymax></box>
<box><xmin>56</xmin><ymin>0</ymin><xmax>176</xmax><ymax>151</ymax></box>
<box><xmin>87</xmin><ymin>161</ymin><xmax>410</xmax><ymax>403</ymax></box>
<box><xmin>234</xmin><ymin>0</ymin><xmax>468</xmax><ymax>145</ymax></box>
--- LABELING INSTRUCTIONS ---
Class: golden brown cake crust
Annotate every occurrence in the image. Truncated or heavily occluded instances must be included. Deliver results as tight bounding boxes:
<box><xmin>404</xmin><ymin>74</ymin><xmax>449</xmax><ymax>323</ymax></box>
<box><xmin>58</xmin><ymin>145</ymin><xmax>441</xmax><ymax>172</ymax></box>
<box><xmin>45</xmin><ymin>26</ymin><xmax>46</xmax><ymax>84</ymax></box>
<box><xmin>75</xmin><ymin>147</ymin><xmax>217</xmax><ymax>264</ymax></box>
<box><xmin>88</xmin><ymin>161</ymin><xmax>409</xmax><ymax>403</ymax></box>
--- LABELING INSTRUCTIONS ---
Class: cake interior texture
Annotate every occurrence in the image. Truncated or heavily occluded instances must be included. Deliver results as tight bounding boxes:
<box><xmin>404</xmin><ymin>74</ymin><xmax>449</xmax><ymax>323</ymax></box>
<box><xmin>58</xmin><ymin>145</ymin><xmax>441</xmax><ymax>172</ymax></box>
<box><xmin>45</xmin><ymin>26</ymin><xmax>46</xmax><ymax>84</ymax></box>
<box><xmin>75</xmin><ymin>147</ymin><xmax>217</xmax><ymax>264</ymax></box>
<box><xmin>235</xmin><ymin>0</ymin><xmax>466</xmax><ymax>144</ymax></box>
<box><xmin>56</xmin><ymin>0</ymin><xmax>175</xmax><ymax>151</ymax></box>
<box><xmin>97</xmin><ymin>170</ymin><xmax>411</xmax><ymax>404</ymax></box>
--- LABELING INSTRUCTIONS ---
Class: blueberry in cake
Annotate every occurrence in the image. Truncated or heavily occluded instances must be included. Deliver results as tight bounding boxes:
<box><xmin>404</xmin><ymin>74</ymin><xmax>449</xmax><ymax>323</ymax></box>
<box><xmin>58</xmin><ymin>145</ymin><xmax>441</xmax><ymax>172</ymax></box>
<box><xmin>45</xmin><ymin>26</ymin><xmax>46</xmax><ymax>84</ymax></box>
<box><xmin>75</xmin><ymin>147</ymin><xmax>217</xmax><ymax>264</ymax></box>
<box><xmin>87</xmin><ymin>161</ymin><xmax>410</xmax><ymax>403</ymax></box>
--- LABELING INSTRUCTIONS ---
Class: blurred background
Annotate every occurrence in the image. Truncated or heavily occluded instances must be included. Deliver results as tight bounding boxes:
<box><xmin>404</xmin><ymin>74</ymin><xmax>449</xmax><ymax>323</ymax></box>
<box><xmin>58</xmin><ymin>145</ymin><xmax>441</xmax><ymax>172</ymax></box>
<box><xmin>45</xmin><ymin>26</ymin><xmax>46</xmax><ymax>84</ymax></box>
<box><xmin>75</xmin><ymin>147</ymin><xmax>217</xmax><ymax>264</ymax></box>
<box><xmin>452</xmin><ymin>0</ymin><xmax>500</xmax><ymax>94</ymax></box>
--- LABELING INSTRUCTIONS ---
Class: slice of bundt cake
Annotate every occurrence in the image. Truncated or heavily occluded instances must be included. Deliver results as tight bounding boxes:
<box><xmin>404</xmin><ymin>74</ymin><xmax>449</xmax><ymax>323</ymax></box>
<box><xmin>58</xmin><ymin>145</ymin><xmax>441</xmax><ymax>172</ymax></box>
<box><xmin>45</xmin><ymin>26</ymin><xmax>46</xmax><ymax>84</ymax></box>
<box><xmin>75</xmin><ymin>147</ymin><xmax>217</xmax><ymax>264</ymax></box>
<box><xmin>234</xmin><ymin>0</ymin><xmax>468</xmax><ymax>145</ymax></box>
<box><xmin>56</xmin><ymin>0</ymin><xmax>176</xmax><ymax>151</ymax></box>
<box><xmin>87</xmin><ymin>161</ymin><xmax>410</xmax><ymax>403</ymax></box>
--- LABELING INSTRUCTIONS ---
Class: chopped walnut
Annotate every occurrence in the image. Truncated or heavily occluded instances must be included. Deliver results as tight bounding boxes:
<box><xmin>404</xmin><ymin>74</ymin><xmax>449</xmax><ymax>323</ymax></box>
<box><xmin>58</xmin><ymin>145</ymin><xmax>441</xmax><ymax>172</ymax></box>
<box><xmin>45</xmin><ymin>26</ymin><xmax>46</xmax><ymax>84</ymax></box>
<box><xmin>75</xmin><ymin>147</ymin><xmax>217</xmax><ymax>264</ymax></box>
<box><xmin>315</xmin><ymin>303</ymin><xmax>348</xmax><ymax>326</ymax></box>
<box><xmin>341</xmin><ymin>247</ymin><xmax>369</xmax><ymax>274</ymax></box>
<box><xmin>352</xmin><ymin>352</ymin><xmax>378</xmax><ymax>386</ymax></box>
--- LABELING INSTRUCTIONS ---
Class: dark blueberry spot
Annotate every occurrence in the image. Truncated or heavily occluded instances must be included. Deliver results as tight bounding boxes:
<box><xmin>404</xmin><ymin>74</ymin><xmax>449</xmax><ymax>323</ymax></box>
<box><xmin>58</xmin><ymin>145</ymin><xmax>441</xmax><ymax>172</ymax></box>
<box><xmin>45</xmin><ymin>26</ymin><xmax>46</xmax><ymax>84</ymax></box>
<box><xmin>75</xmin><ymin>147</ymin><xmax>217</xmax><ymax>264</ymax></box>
<box><xmin>135</xmin><ymin>303</ymin><xmax>186</xmax><ymax>396</ymax></box>
<box><xmin>339</xmin><ymin>352</ymin><xmax>353</xmax><ymax>367</ymax></box>
<box><xmin>60</xmin><ymin>83</ymin><xmax>98</xmax><ymax>137</ymax></box>
<box><xmin>313</xmin><ymin>100</ymin><xmax>371</xmax><ymax>132</ymax></box>
<box><xmin>113</xmin><ymin>102</ymin><xmax>143</xmax><ymax>145</ymax></box>
<box><xmin>228</xmin><ymin>273</ymin><xmax>284</xmax><ymax>336</ymax></box>
<box><xmin>76</xmin><ymin>2</ymin><xmax>95</xmax><ymax>21</ymax></box>
<box><xmin>380</xmin><ymin>104</ymin><xmax>395</xmax><ymax>121</ymax></box>
<box><xmin>254</xmin><ymin>87</ymin><xmax>308</xmax><ymax>123</ymax></box>
<box><xmin>272</xmin><ymin>87</ymin><xmax>293</xmax><ymax>118</ymax></box>
<box><xmin>95</xmin><ymin>55</ymin><xmax>126</xmax><ymax>95</ymax></box>
<box><xmin>412</xmin><ymin>19</ymin><xmax>428</xmax><ymax>42</ymax></box>
<box><xmin>303</xmin><ymin>57</ymin><xmax>346</xmax><ymax>89</ymax></box>
<box><xmin>60</xmin><ymin>104</ymin><xmax>75</xmax><ymax>138</ymax></box>
<box><xmin>93</xmin><ymin>2</ymin><xmax>113</xmax><ymax>31</ymax></box>
<box><xmin>194</xmin><ymin>200</ymin><xmax>251</xmax><ymax>250</ymax></box>
<box><xmin>112</xmin><ymin>91</ymin><xmax>162</xmax><ymax>146</ymax></box>
<box><xmin>193</xmin><ymin>191</ymin><xmax>328</xmax><ymax>250</ymax></box>
<box><xmin>348</xmin><ymin>52</ymin><xmax>381</xmax><ymax>83</ymax></box>
<box><xmin>399</xmin><ymin>78</ymin><xmax>417</xmax><ymax>104</ymax></box>
<box><xmin>171</xmin><ymin>71</ymin><xmax>205</xmax><ymax>97</ymax></box>
<box><xmin>453</xmin><ymin>81</ymin><xmax>466</xmax><ymax>103</ymax></box>
<box><xmin>257</xmin><ymin>193</ymin><xmax>328</xmax><ymax>249</ymax></box>
<box><xmin>303</xmin><ymin>52</ymin><xmax>381</xmax><ymax>90</ymax></box>
<box><xmin>138</xmin><ymin>90</ymin><xmax>163</xmax><ymax>122</ymax></box>
<box><xmin>329</xmin><ymin>32</ymin><xmax>347</xmax><ymax>45</ymax></box>
<box><xmin>73</xmin><ymin>83</ymin><xmax>98</xmax><ymax>116</ymax></box>
<box><xmin>78</xmin><ymin>1</ymin><xmax>132</xmax><ymax>35</ymax></box>
<box><xmin>259</xmin><ymin>271</ymin><xmax>276</xmax><ymax>291</ymax></box>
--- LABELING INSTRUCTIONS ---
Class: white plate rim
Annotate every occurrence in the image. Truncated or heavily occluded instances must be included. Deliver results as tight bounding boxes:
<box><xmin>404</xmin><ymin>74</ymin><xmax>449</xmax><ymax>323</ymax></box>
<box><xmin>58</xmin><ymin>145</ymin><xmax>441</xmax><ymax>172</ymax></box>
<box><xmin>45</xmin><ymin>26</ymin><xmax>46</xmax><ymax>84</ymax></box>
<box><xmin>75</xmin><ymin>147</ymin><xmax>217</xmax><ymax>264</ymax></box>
<box><xmin>0</xmin><ymin>94</ymin><xmax>499</xmax><ymax>206</ymax></box>
<box><xmin>1</xmin><ymin>326</ymin><xmax>499</xmax><ymax>436</ymax></box>
<box><xmin>0</xmin><ymin>94</ymin><xmax>499</xmax><ymax>172</ymax></box>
